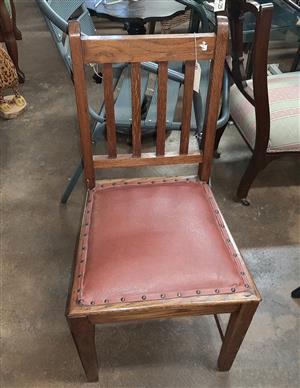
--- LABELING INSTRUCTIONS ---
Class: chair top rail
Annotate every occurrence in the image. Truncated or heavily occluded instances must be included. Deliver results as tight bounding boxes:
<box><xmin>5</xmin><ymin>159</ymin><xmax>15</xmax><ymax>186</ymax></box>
<box><xmin>82</xmin><ymin>33</ymin><xmax>216</xmax><ymax>64</ymax></box>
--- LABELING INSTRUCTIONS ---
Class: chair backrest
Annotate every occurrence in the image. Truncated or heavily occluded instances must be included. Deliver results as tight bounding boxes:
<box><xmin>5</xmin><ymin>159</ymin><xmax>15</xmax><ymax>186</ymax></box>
<box><xmin>69</xmin><ymin>16</ymin><xmax>228</xmax><ymax>189</ymax></box>
<box><xmin>228</xmin><ymin>0</ymin><xmax>273</xmax><ymax>149</ymax></box>
<box><xmin>37</xmin><ymin>0</ymin><xmax>96</xmax><ymax>75</ymax></box>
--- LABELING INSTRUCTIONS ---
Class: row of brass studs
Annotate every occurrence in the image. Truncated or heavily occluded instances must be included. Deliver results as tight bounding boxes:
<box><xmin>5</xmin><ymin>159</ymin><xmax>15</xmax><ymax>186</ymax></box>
<box><xmin>98</xmin><ymin>177</ymin><xmax>196</xmax><ymax>190</ymax></box>
<box><xmin>76</xmin><ymin>194</ymin><xmax>93</xmax><ymax>305</ymax></box>
<box><xmin>85</xmin><ymin>286</ymin><xmax>245</xmax><ymax>305</ymax></box>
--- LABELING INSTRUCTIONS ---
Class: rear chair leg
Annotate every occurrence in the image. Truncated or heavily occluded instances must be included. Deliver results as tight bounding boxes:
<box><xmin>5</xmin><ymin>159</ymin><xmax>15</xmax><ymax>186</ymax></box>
<box><xmin>67</xmin><ymin>316</ymin><xmax>98</xmax><ymax>382</ymax></box>
<box><xmin>218</xmin><ymin>302</ymin><xmax>259</xmax><ymax>371</ymax></box>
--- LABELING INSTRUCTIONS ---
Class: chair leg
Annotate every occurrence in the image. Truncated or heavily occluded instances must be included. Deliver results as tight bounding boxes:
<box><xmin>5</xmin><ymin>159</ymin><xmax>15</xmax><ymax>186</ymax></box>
<box><xmin>214</xmin><ymin>123</ymin><xmax>228</xmax><ymax>158</ymax></box>
<box><xmin>218</xmin><ymin>302</ymin><xmax>259</xmax><ymax>371</ymax></box>
<box><xmin>237</xmin><ymin>155</ymin><xmax>262</xmax><ymax>203</ymax></box>
<box><xmin>67</xmin><ymin>317</ymin><xmax>99</xmax><ymax>382</ymax></box>
<box><xmin>61</xmin><ymin>160</ymin><xmax>83</xmax><ymax>204</ymax></box>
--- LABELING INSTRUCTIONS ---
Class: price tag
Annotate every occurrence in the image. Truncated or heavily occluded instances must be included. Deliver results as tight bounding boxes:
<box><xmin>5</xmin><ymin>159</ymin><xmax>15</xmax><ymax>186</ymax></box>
<box><xmin>193</xmin><ymin>62</ymin><xmax>201</xmax><ymax>93</ymax></box>
<box><xmin>214</xmin><ymin>0</ymin><xmax>226</xmax><ymax>12</ymax></box>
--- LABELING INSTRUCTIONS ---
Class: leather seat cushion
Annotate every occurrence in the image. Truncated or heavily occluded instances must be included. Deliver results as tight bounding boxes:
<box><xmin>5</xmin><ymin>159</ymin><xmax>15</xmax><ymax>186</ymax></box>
<box><xmin>76</xmin><ymin>179</ymin><xmax>251</xmax><ymax>306</ymax></box>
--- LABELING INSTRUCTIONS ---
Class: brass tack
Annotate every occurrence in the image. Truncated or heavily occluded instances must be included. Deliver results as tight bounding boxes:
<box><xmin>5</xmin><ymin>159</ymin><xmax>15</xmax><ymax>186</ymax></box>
<box><xmin>233</xmin><ymin>253</ymin><xmax>238</xmax><ymax>257</ymax></box>
<box><xmin>245</xmin><ymin>284</ymin><xmax>250</xmax><ymax>288</ymax></box>
<box><xmin>121</xmin><ymin>297</ymin><xmax>125</xmax><ymax>302</ymax></box>
<box><xmin>215</xmin><ymin>289</ymin><xmax>220</xmax><ymax>294</ymax></box>
<box><xmin>77</xmin><ymin>299</ymin><xmax>82</xmax><ymax>304</ymax></box>
<box><xmin>196</xmin><ymin>289</ymin><xmax>201</xmax><ymax>295</ymax></box>
<box><xmin>177</xmin><ymin>292</ymin><xmax>182</xmax><ymax>297</ymax></box>
<box><xmin>226</xmin><ymin>239</ymin><xmax>230</xmax><ymax>243</ymax></box>
<box><xmin>231</xmin><ymin>288</ymin><xmax>236</xmax><ymax>292</ymax></box>
<box><xmin>215</xmin><ymin>210</ymin><xmax>219</xmax><ymax>214</ymax></box>
<box><xmin>161</xmin><ymin>293</ymin><xmax>166</xmax><ymax>299</ymax></box>
<box><xmin>104</xmin><ymin>299</ymin><xmax>109</xmax><ymax>303</ymax></box>
<box><xmin>241</xmin><ymin>271</ymin><xmax>245</xmax><ymax>275</ymax></box>
<box><xmin>142</xmin><ymin>295</ymin><xmax>147</xmax><ymax>300</ymax></box>
<box><xmin>90</xmin><ymin>301</ymin><xmax>95</xmax><ymax>305</ymax></box>
<box><xmin>220</xmin><ymin>224</ymin><xmax>225</xmax><ymax>228</ymax></box>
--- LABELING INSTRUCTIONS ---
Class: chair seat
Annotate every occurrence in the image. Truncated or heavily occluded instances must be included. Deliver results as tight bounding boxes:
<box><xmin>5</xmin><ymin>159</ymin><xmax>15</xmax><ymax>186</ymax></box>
<box><xmin>230</xmin><ymin>71</ymin><xmax>300</xmax><ymax>153</ymax></box>
<box><xmin>75</xmin><ymin>178</ymin><xmax>251</xmax><ymax>306</ymax></box>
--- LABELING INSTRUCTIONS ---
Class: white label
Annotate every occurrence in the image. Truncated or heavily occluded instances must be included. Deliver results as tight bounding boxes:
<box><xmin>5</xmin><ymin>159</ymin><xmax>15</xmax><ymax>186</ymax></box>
<box><xmin>214</xmin><ymin>0</ymin><xmax>226</xmax><ymax>12</ymax></box>
<box><xmin>193</xmin><ymin>62</ymin><xmax>201</xmax><ymax>93</ymax></box>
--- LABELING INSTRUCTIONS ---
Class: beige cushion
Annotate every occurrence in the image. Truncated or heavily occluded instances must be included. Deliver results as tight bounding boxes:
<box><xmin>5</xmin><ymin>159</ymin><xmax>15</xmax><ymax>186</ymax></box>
<box><xmin>230</xmin><ymin>72</ymin><xmax>300</xmax><ymax>153</ymax></box>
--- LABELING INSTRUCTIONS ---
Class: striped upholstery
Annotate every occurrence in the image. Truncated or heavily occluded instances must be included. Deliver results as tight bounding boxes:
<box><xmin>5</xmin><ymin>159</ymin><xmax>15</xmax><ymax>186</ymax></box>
<box><xmin>230</xmin><ymin>72</ymin><xmax>300</xmax><ymax>153</ymax></box>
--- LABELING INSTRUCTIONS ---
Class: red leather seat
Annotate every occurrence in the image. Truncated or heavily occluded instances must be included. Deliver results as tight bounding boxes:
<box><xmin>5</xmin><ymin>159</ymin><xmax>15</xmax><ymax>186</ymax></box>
<box><xmin>76</xmin><ymin>178</ymin><xmax>251</xmax><ymax>306</ymax></box>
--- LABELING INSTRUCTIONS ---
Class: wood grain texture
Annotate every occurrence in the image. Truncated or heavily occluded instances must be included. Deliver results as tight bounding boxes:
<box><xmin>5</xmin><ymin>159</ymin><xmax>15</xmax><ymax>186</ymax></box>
<box><xmin>180</xmin><ymin>60</ymin><xmax>195</xmax><ymax>154</ymax></box>
<box><xmin>131</xmin><ymin>63</ymin><xmax>141</xmax><ymax>157</ymax></box>
<box><xmin>156</xmin><ymin>61</ymin><xmax>168</xmax><ymax>156</ymax></box>
<box><xmin>218</xmin><ymin>302</ymin><xmax>259</xmax><ymax>371</ymax></box>
<box><xmin>201</xmin><ymin>16</ymin><xmax>229</xmax><ymax>182</ymax></box>
<box><xmin>103</xmin><ymin>63</ymin><xmax>117</xmax><ymax>158</ymax></box>
<box><xmin>93</xmin><ymin>151</ymin><xmax>202</xmax><ymax>169</ymax></box>
<box><xmin>68</xmin><ymin>21</ymin><xmax>95</xmax><ymax>188</ymax></box>
<box><xmin>82</xmin><ymin>34</ymin><xmax>215</xmax><ymax>64</ymax></box>
<box><xmin>68</xmin><ymin>292</ymin><xmax>260</xmax><ymax>323</ymax></box>
<box><xmin>67</xmin><ymin>317</ymin><xmax>98</xmax><ymax>382</ymax></box>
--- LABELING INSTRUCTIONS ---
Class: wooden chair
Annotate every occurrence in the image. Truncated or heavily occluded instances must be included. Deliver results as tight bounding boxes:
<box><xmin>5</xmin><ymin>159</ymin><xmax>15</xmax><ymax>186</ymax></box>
<box><xmin>0</xmin><ymin>0</ymin><xmax>24</xmax><ymax>82</ymax></box>
<box><xmin>66</xmin><ymin>16</ymin><xmax>261</xmax><ymax>382</ymax></box>
<box><xmin>215</xmin><ymin>0</ymin><xmax>300</xmax><ymax>204</ymax></box>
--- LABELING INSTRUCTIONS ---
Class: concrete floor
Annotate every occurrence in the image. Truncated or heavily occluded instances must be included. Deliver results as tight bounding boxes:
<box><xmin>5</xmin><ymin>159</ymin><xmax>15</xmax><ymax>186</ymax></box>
<box><xmin>1</xmin><ymin>1</ymin><xmax>300</xmax><ymax>387</ymax></box>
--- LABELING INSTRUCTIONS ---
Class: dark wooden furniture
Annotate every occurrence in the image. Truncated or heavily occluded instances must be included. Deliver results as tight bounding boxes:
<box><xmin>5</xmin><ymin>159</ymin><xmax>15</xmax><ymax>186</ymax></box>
<box><xmin>86</xmin><ymin>0</ymin><xmax>187</xmax><ymax>34</ymax></box>
<box><xmin>66</xmin><ymin>16</ymin><xmax>261</xmax><ymax>382</ymax></box>
<box><xmin>0</xmin><ymin>0</ymin><xmax>24</xmax><ymax>82</ymax></box>
<box><xmin>215</xmin><ymin>0</ymin><xmax>300</xmax><ymax>204</ymax></box>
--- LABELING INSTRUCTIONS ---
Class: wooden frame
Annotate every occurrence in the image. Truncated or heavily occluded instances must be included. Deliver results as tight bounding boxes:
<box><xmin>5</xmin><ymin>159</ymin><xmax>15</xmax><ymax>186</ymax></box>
<box><xmin>215</xmin><ymin>0</ymin><xmax>299</xmax><ymax>203</ymax></box>
<box><xmin>66</xmin><ymin>16</ymin><xmax>261</xmax><ymax>382</ymax></box>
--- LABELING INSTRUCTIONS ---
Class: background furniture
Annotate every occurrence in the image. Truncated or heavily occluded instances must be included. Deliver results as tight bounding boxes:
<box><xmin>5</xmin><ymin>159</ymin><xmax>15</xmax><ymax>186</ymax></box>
<box><xmin>0</xmin><ymin>0</ymin><xmax>24</xmax><ymax>82</ymax></box>
<box><xmin>37</xmin><ymin>0</ymin><xmax>230</xmax><ymax>204</ymax></box>
<box><xmin>66</xmin><ymin>16</ymin><xmax>261</xmax><ymax>382</ymax></box>
<box><xmin>215</xmin><ymin>0</ymin><xmax>300</xmax><ymax>204</ymax></box>
<box><xmin>85</xmin><ymin>0</ymin><xmax>187</xmax><ymax>34</ymax></box>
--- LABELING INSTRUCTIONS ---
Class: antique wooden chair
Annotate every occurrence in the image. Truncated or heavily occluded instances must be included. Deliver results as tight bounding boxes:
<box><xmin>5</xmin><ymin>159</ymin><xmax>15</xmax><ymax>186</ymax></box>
<box><xmin>215</xmin><ymin>0</ymin><xmax>300</xmax><ymax>204</ymax></box>
<box><xmin>66</xmin><ymin>16</ymin><xmax>261</xmax><ymax>382</ymax></box>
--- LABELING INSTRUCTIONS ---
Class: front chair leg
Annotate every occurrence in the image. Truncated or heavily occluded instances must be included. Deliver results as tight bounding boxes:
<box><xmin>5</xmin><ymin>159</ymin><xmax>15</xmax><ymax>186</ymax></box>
<box><xmin>67</xmin><ymin>317</ymin><xmax>99</xmax><ymax>382</ymax></box>
<box><xmin>218</xmin><ymin>302</ymin><xmax>259</xmax><ymax>371</ymax></box>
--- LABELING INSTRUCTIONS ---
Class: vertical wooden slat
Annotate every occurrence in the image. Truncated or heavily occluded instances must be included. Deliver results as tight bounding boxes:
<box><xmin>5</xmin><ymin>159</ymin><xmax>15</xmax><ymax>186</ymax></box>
<box><xmin>201</xmin><ymin>16</ymin><xmax>228</xmax><ymax>181</ymax></box>
<box><xmin>156</xmin><ymin>61</ymin><xmax>168</xmax><ymax>156</ymax></box>
<box><xmin>180</xmin><ymin>60</ymin><xmax>195</xmax><ymax>154</ymax></box>
<box><xmin>103</xmin><ymin>63</ymin><xmax>117</xmax><ymax>158</ymax></box>
<box><xmin>68</xmin><ymin>21</ymin><xmax>95</xmax><ymax>189</ymax></box>
<box><xmin>131</xmin><ymin>63</ymin><xmax>141</xmax><ymax>157</ymax></box>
